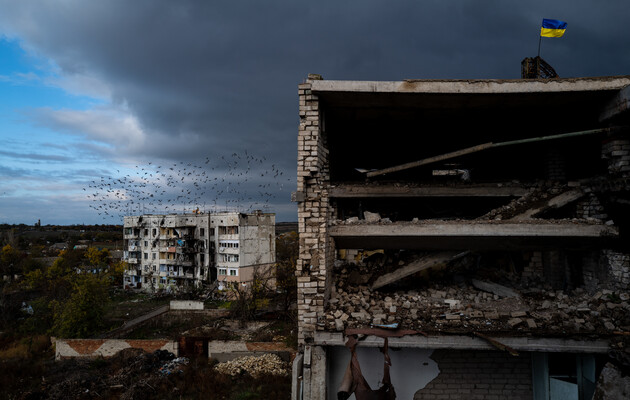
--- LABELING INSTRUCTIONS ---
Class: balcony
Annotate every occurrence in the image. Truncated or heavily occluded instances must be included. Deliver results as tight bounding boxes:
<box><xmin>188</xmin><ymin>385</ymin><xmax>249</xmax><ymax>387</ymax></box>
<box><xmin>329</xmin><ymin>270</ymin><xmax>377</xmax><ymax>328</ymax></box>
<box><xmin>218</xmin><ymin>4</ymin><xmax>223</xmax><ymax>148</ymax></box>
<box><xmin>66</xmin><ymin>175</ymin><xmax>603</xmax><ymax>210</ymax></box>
<box><xmin>218</xmin><ymin>234</ymin><xmax>239</xmax><ymax>241</ymax></box>
<box><xmin>127</xmin><ymin>258</ymin><xmax>138</xmax><ymax>264</ymax></box>
<box><xmin>219</xmin><ymin>247</ymin><xmax>239</xmax><ymax>255</ymax></box>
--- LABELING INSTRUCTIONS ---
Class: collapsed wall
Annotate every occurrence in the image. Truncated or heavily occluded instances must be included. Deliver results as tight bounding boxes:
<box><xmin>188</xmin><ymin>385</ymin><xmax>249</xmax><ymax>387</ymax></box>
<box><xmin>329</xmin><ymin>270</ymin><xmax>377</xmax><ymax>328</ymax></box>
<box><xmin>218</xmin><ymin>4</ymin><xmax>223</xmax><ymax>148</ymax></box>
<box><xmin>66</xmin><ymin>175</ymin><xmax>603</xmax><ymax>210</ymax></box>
<box><xmin>55</xmin><ymin>338</ymin><xmax>178</xmax><ymax>360</ymax></box>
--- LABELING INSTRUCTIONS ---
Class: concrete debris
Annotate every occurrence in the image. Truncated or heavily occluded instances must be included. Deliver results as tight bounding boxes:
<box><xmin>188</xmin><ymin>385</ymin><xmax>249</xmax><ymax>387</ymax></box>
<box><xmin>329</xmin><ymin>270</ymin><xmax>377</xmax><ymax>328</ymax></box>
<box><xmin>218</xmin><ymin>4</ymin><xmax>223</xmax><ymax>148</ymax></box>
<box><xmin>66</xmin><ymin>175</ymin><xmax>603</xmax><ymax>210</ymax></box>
<box><xmin>325</xmin><ymin>262</ymin><xmax>630</xmax><ymax>335</ymax></box>
<box><xmin>471</xmin><ymin>279</ymin><xmax>520</xmax><ymax>298</ymax></box>
<box><xmin>363</xmin><ymin>211</ymin><xmax>381</xmax><ymax>223</ymax></box>
<box><xmin>592</xmin><ymin>362</ymin><xmax>630</xmax><ymax>400</ymax></box>
<box><xmin>213</xmin><ymin>353</ymin><xmax>290</xmax><ymax>378</ymax></box>
<box><xmin>43</xmin><ymin>348</ymin><xmax>178</xmax><ymax>399</ymax></box>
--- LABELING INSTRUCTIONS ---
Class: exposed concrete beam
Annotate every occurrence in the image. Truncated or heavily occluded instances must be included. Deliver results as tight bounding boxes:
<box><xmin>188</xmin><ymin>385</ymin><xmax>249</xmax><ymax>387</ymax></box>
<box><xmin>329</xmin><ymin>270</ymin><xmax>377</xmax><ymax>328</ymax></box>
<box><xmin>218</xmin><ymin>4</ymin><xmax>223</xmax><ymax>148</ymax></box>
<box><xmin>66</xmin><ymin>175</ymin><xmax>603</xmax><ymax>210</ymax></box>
<box><xmin>367</xmin><ymin>143</ymin><xmax>492</xmax><ymax>178</ymax></box>
<box><xmin>372</xmin><ymin>251</ymin><xmax>466</xmax><ymax>290</ymax></box>
<box><xmin>510</xmin><ymin>190</ymin><xmax>585</xmax><ymax>221</ymax></box>
<box><xmin>329</xmin><ymin>222</ymin><xmax>618</xmax><ymax>250</ymax></box>
<box><xmin>314</xmin><ymin>332</ymin><xmax>611</xmax><ymax>353</ymax></box>
<box><xmin>367</xmin><ymin>128</ymin><xmax>612</xmax><ymax>178</ymax></box>
<box><xmin>330</xmin><ymin>222</ymin><xmax>618</xmax><ymax>238</ymax></box>
<box><xmin>600</xmin><ymin>85</ymin><xmax>630</xmax><ymax>122</ymax></box>
<box><xmin>311</xmin><ymin>77</ymin><xmax>630</xmax><ymax>95</ymax></box>
<box><xmin>329</xmin><ymin>184</ymin><xmax>529</xmax><ymax>198</ymax></box>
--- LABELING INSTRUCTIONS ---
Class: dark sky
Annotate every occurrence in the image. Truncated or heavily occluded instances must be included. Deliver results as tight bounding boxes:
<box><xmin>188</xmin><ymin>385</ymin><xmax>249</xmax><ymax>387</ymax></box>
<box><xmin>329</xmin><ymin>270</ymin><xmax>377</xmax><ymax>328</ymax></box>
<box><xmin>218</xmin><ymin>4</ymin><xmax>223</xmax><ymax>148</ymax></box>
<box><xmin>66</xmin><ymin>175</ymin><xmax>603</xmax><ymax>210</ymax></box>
<box><xmin>0</xmin><ymin>1</ymin><xmax>628</xmax><ymax>224</ymax></box>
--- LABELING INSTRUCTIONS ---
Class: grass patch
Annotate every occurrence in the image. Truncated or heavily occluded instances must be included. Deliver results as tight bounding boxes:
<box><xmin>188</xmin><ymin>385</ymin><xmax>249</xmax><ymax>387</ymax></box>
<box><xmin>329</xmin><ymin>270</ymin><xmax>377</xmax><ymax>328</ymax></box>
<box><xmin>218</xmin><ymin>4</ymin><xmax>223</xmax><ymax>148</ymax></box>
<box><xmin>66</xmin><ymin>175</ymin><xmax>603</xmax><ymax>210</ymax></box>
<box><xmin>249</xmin><ymin>319</ymin><xmax>297</xmax><ymax>348</ymax></box>
<box><xmin>205</xmin><ymin>299</ymin><xmax>233</xmax><ymax>309</ymax></box>
<box><xmin>101</xmin><ymin>290</ymin><xmax>172</xmax><ymax>331</ymax></box>
<box><xmin>0</xmin><ymin>335</ymin><xmax>50</xmax><ymax>360</ymax></box>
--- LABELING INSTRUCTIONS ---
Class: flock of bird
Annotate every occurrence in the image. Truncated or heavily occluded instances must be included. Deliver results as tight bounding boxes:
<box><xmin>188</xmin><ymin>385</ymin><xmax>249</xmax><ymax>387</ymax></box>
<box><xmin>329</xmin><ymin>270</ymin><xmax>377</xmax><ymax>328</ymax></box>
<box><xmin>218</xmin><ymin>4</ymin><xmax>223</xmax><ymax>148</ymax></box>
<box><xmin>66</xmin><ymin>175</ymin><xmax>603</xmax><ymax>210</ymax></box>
<box><xmin>85</xmin><ymin>151</ymin><xmax>291</xmax><ymax>221</ymax></box>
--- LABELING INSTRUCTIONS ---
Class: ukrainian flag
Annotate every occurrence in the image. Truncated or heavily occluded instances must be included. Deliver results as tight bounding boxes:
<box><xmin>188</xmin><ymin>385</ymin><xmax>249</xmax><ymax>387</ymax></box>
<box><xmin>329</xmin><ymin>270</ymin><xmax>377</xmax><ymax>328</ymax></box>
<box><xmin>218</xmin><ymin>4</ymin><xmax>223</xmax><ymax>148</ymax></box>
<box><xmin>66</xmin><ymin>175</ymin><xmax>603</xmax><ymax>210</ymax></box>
<box><xmin>541</xmin><ymin>19</ymin><xmax>567</xmax><ymax>37</ymax></box>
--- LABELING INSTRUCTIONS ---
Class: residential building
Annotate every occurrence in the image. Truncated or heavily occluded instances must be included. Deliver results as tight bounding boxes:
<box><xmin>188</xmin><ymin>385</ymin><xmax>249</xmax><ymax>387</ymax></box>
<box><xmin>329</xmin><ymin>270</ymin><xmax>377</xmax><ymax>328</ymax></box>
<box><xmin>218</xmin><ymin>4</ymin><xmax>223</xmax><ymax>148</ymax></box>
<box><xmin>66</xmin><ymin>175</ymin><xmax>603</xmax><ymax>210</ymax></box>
<box><xmin>293</xmin><ymin>75</ymin><xmax>630</xmax><ymax>400</ymax></box>
<box><xmin>123</xmin><ymin>211</ymin><xmax>275</xmax><ymax>291</ymax></box>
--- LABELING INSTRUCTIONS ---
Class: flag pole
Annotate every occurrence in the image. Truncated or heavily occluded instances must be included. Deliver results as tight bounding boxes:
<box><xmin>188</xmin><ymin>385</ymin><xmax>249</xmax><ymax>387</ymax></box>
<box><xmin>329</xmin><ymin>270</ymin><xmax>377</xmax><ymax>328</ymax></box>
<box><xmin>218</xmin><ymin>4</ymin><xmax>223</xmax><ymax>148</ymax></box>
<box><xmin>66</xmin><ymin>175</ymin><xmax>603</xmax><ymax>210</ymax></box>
<box><xmin>537</xmin><ymin>35</ymin><xmax>542</xmax><ymax>58</ymax></box>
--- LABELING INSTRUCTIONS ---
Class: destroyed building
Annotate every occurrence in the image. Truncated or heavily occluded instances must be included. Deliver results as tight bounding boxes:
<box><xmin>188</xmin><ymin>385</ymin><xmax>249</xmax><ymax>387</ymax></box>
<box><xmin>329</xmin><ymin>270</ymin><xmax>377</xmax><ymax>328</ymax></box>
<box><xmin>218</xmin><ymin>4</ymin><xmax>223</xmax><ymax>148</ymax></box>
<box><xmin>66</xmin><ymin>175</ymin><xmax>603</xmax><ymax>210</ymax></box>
<box><xmin>292</xmin><ymin>75</ymin><xmax>630</xmax><ymax>400</ymax></box>
<box><xmin>123</xmin><ymin>211</ymin><xmax>275</xmax><ymax>291</ymax></box>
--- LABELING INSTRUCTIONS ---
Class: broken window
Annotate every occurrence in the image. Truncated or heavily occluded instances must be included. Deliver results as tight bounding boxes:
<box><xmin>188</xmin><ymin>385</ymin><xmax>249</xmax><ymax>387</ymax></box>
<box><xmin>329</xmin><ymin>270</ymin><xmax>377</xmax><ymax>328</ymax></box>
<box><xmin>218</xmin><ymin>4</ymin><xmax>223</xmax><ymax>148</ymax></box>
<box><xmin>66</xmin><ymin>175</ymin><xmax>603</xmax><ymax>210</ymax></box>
<box><xmin>218</xmin><ymin>226</ymin><xmax>239</xmax><ymax>235</ymax></box>
<box><xmin>200</xmin><ymin>228</ymin><xmax>205</xmax><ymax>237</ymax></box>
<box><xmin>532</xmin><ymin>353</ymin><xmax>596</xmax><ymax>400</ymax></box>
<box><xmin>218</xmin><ymin>268</ymin><xmax>227</xmax><ymax>275</ymax></box>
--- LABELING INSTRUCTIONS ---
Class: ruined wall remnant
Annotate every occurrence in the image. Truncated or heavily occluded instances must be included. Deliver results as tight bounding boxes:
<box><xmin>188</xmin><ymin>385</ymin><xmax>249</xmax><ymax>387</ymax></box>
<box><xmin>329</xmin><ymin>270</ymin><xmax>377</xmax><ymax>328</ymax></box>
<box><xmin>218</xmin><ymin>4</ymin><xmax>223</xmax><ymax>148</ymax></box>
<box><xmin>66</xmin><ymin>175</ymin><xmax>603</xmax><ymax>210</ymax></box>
<box><xmin>414</xmin><ymin>350</ymin><xmax>532</xmax><ymax>400</ymax></box>
<box><xmin>296</xmin><ymin>78</ymin><xmax>333</xmax><ymax>344</ymax></box>
<box><xmin>327</xmin><ymin>346</ymin><xmax>440</xmax><ymax>400</ymax></box>
<box><xmin>603</xmin><ymin>250</ymin><xmax>630</xmax><ymax>291</ymax></box>
<box><xmin>55</xmin><ymin>339</ymin><xmax>178</xmax><ymax>360</ymax></box>
<box><xmin>602</xmin><ymin>138</ymin><xmax>630</xmax><ymax>177</ymax></box>
<box><xmin>576</xmin><ymin>193</ymin><xmax>608</xmax><ymax>220</ymax></box>
<box><xmin>170</xmin><ymin>300</ymin><xmax>204</xmax><ymax>310</ymax></box>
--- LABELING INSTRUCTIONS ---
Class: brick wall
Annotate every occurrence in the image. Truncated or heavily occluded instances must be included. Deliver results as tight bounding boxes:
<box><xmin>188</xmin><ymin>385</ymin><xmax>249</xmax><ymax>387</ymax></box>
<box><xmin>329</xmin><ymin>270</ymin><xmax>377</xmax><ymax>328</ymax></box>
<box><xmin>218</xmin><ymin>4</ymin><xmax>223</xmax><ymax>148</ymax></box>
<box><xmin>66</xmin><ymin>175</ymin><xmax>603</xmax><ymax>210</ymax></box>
<box><xmin>602</xmin><ymin>138</ymin><xmax>630</xmax><ymax>177</ymax></box>
<box><xmin>521</xmin><ymin>251</ymin><xmax>543</xmax><ymax>285</ymax></box>
<box><xmin>55</xmin><ymin>339</ymin><xmax>178</xmax><ymax>360</ymax></box>
<box><xmin>414</xmin><ymin>350</ymin><xmax>532</xmax><ymax>400</ymax></box>
<box><xmin>576</xmin><ymin>193</ymin><xmax>608</xmax><ymax>220</ymax></box>
<box><xmin>296</xmin><ymin>77</ymin><xmax>333</xmax><ymax>344</ymax></box>
<box><xmin>602</xmin><ymin>250</ymin><xmax>630</xmax><ymax>291</ymax></box>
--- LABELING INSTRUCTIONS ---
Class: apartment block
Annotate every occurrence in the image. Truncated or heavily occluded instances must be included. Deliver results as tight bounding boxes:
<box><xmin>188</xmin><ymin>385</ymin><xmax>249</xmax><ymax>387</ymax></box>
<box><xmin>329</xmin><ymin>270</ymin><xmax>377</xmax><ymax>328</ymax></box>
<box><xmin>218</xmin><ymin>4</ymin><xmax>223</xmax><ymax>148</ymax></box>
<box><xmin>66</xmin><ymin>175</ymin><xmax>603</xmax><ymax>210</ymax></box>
<box><xmin>123</xmin><ymin>211</ymin><xmax>275</xmax><ymax>291</ymax></box>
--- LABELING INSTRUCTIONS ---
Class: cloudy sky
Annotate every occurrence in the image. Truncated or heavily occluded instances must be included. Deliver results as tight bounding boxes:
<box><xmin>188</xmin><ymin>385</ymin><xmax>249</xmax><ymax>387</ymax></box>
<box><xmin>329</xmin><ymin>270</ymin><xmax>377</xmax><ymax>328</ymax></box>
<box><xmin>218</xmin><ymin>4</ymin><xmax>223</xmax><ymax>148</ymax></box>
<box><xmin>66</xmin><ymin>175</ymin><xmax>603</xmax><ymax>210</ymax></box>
<box><xmin>0</xmin><ymin>1</ymin><xmax>629</xmax><ymax>225</ymax></box>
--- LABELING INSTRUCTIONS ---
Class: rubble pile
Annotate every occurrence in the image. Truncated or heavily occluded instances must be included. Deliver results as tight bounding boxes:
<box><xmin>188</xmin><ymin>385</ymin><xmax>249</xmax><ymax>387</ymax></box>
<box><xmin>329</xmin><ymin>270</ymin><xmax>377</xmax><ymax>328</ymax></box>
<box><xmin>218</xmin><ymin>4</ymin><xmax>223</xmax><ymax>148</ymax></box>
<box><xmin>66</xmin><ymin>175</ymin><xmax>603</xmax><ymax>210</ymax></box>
<box><xmin>158</xmin><ymin>357</ymin><xmax>189</xmax><ymax>375</ymax></box>
<box><xmin>324</xmin><ymin>263</ymin><xmax>630</xmax><ymax>337</ymax></box>
<box><xmin>43</xmin><ymin>349</ymin><xmax>181</xmax><ymax>400</ymax></box>
<box><xmin>214</xmin><ymin>353</ymin><xmax>289</xmax><ymax>378</ymax></box>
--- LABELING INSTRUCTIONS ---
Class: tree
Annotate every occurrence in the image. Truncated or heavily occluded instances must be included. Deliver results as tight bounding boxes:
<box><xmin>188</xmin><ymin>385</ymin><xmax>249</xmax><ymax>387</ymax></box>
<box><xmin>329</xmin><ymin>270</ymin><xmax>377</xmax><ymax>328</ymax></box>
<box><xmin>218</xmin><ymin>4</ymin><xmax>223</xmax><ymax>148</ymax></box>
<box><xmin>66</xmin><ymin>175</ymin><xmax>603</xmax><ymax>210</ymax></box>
<box><xmin>229</xmin><ymin>265</ymin><xmax>275</xmax><ymax>323</ymax></box>
<box><xmin>1</xmin><ymin>244</ymin><xmax>22</xmax><ymax>281</ymax></box>
<box><xmin>51</xmin><ymin>274</ymin><xmax>107</xmax><ymax>338</ymax></box>
<box><xmin>275</xmin><ymin>232</ymin><xmax>298</xmax><ymax>312</ymax></box>
<box><xmin>85</xmin><ymin>247</ymin><xmax>110</xmax><ymax>267</ymax></box>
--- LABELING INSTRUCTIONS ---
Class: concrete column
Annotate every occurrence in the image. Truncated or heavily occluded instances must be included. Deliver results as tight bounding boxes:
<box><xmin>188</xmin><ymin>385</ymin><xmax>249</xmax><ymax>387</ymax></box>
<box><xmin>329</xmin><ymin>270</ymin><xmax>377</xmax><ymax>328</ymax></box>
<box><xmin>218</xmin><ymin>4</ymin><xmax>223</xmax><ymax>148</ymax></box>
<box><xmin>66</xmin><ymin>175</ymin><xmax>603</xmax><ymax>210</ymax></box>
<box><xmin>309</xmin><ymin>346</ymin><xmax>327</xmax><ymax>400</ymax></box>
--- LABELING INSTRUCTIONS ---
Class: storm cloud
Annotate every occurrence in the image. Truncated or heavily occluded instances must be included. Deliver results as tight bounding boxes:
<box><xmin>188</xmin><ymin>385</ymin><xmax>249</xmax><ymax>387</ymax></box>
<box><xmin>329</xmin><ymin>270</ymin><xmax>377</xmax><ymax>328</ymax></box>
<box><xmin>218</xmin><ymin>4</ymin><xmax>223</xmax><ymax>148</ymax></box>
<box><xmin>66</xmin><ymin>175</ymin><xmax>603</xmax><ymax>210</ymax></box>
<box><xmin>0</xmin><ymin>0</ymin><xmax>628</xmax><ymax>223</ymax></box>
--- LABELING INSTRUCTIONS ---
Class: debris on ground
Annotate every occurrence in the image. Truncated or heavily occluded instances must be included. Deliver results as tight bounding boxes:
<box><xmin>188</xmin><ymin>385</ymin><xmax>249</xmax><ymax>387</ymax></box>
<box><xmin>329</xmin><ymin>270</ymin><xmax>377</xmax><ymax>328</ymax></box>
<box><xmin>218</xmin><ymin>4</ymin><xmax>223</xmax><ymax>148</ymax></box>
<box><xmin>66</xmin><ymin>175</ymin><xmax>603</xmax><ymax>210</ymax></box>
<box><xmin>325</xmin><ymin>260</ymin><xmax>630</xmax><ymax>337</ymax></box>
<box><xmin>158</xmin><ymin>357</ymin><xmax>189</xmax><ymax>375</ymax></box>
<box><xmin>214</xmin><ymin>353</ymin><xmax>289</xmax><ymax>378</ymax></box>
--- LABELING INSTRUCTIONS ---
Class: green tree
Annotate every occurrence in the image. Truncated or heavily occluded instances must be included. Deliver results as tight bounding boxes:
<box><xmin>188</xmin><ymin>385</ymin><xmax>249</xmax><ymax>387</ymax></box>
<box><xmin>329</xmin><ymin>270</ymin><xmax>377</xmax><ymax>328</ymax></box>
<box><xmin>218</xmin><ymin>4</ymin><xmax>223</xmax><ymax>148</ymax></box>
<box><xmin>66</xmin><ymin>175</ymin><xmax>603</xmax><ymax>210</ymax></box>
<box><xmin>52</xmin><ymin>274</ymin><xmax>107</xmax><ymax>338</ymax></box>
<box><xmin>1</xmin><ymin>244</ymin><xmax>22</xmax><ymax>282</ymax></box>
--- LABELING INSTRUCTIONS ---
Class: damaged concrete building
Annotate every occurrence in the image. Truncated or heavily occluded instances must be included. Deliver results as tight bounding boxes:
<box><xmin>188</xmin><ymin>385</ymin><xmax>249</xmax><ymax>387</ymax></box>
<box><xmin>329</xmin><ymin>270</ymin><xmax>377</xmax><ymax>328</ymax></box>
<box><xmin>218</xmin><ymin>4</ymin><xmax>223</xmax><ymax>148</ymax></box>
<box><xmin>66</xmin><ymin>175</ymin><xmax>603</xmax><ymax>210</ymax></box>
<box><xmin>123</xmin><ymin>211</ymin><xmax>275</xmax><ymax>291</ymax></box>
<box><xmin>293</xmin><ymin>75</ymin><xmax>630</xmax><ymax>400</ymax></box>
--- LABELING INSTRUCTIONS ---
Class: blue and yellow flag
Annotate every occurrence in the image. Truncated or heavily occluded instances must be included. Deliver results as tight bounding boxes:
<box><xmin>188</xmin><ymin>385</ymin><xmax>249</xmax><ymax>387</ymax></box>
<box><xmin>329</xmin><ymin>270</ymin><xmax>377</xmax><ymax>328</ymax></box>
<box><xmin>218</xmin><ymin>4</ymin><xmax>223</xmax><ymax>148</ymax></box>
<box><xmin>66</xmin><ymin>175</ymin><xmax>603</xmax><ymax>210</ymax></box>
<box><xmin>541</xmin><ymin>19</ymin><xmax>567</xmax><ymax>37</ymax></box>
